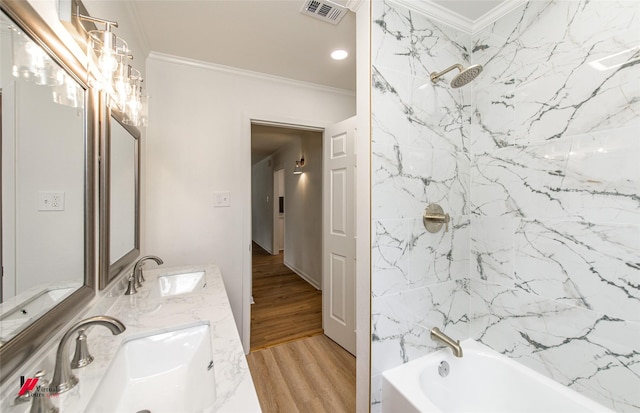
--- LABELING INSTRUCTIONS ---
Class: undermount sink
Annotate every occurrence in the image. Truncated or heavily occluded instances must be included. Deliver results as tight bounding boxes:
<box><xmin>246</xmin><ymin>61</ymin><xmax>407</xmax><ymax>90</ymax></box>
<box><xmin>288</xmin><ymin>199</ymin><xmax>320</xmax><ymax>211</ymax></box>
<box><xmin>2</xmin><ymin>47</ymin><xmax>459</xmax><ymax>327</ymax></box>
<box><xmin>85</xmin><ymin>322</ymin><xmax>215</xmax><ymax>413</ymax></box>
<box><xmin>156</xmin><ymin>271</ymin><xmax>207</xmax><ymax>297</ymax></box>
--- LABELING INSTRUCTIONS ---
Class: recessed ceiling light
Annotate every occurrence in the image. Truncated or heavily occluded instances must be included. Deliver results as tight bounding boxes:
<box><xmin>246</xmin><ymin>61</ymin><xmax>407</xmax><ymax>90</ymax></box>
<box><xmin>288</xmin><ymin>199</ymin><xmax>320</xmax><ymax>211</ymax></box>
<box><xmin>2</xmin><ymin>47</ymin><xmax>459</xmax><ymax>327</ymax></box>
<box><xmin>331</xmin><ymin>49</ymin><xmax>349</xmax><ymax>60</ymax></box>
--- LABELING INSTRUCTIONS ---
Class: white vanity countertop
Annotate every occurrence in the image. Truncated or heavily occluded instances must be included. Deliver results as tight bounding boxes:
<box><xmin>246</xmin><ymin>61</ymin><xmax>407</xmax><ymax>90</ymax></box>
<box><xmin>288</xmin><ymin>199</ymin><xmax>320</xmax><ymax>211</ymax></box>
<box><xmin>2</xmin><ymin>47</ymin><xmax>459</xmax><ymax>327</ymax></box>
<box><xmin>1</xmin><ymin>264</ymin><xmax>261</xmax><ymax>413</ymax></box>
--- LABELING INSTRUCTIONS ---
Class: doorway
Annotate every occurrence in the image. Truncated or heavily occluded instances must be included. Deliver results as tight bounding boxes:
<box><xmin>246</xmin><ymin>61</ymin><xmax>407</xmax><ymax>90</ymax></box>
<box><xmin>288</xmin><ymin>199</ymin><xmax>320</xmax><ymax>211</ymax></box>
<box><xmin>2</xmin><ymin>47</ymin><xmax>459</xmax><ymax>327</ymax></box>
<box><xmin>250</xmin><ymin>122</ymin><xmax>324</xmax><ymax>350</ymax></box>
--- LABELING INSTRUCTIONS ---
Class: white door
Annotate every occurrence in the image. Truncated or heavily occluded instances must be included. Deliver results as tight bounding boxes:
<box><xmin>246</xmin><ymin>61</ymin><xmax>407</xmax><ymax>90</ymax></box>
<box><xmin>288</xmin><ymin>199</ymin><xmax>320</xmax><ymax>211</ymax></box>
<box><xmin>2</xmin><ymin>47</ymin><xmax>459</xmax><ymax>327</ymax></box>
<box><xmin>323</xmin><ymin>116</ymin><xmax>357</xmax><ymax>355</ymax></box>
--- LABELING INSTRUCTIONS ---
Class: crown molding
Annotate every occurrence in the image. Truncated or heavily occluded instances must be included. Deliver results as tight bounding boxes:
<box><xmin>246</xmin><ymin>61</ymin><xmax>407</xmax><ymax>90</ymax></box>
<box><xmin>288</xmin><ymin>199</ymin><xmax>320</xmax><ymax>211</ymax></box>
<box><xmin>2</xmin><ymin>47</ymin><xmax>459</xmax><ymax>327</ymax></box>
<box><xmin>388</xmin><ymin>0</ymin><xmax>526</xmax><ymax>34</ymax></box>
<box><xmin>147</xmin><ymin>52</ymin><xmax>356</xmax><ymax>97</ymax></box>
<box><xmin>346</xmin><ymin>0</ymin><xmax>366</xmax><ymax>12</ymax></box>
<box><xmin>473</xmin><ymin>0</ymin><xmax>527</xmax><ymax>33</ymax></box>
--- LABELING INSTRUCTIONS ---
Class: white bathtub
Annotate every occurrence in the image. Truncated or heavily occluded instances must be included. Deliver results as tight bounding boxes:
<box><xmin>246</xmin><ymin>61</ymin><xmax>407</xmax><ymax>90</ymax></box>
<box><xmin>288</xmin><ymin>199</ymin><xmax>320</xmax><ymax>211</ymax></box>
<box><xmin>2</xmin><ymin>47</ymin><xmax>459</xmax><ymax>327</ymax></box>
<box><xmin>382</xmin><ymin>339</ymin><xmax>613</xmax><ymax>413</ymax></box>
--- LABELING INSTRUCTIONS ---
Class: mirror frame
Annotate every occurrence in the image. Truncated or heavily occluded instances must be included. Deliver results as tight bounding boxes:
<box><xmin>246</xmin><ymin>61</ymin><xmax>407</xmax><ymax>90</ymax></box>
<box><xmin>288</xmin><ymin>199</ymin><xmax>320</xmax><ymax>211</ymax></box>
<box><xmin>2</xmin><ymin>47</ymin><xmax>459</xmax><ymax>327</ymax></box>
<box><xmin>0</xmin><ymin>0</ymin><xmax>96</xmax><ymax>384</ymax></box>
<box><xmin>99</xmin><ymin>106</ymin><xmax>140</xmax><ymax>289</ymax></box>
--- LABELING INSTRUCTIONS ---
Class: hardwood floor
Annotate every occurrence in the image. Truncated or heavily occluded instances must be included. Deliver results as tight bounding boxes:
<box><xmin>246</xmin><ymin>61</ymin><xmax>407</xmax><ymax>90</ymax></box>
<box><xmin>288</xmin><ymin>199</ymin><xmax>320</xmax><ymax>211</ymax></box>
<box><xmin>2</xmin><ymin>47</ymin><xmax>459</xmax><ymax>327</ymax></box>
<box><xmin>249</xmin><ymin>243</ymin><xmax>356</xmax><ymax>412</ymax></box>
<box><xmin>246</xmin><ymin>334</ymin><xmax>356</xmax><ymax>413</ymax></box>
<box><xmin>251</xmin><ymin>243</ymin><xmax>323</xmax><ymax>350</ymax></box>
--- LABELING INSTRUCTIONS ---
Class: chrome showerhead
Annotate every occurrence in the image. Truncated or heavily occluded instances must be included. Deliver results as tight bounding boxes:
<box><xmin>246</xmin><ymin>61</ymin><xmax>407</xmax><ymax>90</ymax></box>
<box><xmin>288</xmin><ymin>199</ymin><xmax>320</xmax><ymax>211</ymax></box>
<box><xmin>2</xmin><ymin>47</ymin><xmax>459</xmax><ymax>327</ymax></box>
<box><xmin>430</xmin><ymin>63</ymin><xmax>483</xmax><ymax>88</ymax></box>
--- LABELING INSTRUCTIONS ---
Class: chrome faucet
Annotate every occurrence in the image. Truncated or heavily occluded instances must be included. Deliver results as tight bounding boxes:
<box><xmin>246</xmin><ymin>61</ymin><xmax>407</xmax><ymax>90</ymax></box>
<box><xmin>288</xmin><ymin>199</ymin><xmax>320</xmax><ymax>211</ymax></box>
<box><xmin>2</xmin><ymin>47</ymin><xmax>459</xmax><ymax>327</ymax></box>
<box><xmin>430</xmin><ymin>327</ymin><xmax>463</xmax><ymax>357</ymax></box>
<box><xmin>133</xmin><ymin>255</ymin><xmax>164</xmax><ymax>287</ymax></box>
<box><xmin>50</xmin><ymin>316</ymin><xmax>126</xmax><ymax>394</ymax></box>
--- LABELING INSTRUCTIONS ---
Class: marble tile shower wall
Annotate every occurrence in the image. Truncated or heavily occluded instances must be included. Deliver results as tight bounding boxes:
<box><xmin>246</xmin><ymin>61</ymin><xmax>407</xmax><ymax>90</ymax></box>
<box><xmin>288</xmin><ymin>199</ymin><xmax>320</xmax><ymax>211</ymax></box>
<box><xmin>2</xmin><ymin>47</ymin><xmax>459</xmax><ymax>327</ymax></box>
<box><xmin>371</xmin><ymin>0</ymin><xmax>639</xmax><ymax>412</ymax></box>
<box><xmin>469</xmin><ymin>1</ymin><xmax>640</xmax><ymax>412</ymax></box>
<box><xmin>370</xmin><ymin>1</ymin><xmax>471</xmax><ymax>410</ymax></box>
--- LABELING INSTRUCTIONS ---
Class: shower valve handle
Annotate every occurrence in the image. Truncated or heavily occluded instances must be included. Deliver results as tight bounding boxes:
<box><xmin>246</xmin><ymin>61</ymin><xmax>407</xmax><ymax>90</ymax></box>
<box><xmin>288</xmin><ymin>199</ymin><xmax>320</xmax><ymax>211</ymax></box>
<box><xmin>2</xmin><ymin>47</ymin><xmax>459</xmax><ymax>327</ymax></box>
<box><xmin>423</xmin><ymin>204</ymin><xmax>451</xmax><ymax>233</ymax></box>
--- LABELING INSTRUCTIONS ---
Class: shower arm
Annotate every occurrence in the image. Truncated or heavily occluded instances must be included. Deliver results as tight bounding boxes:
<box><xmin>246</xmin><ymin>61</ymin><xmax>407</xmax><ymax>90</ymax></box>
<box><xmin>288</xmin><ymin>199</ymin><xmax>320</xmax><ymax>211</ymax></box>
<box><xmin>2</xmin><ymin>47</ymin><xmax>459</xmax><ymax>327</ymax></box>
<box><xmin>430</xmin><ymin>64</ymin><xmax>464</xmax><ymax>83</ymax></box>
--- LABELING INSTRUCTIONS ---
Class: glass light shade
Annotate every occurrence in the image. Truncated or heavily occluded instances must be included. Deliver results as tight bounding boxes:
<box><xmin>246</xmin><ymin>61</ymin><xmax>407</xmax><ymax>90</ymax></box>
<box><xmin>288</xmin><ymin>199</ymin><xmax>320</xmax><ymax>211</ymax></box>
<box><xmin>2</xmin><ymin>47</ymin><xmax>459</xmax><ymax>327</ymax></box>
<box><xmin>89</xmin><ymin>29</ymin><xmax>117</xmax><ymax>74</ymax></box>
<box><xmin>293</xmin><ymin>161</ymin><xmax>302</xmax><ymax>175</ymax></box>
<box><xmin>112</xmin><ymin>57</ymin><xmax>132</xmax><ymax>110</ymax></box>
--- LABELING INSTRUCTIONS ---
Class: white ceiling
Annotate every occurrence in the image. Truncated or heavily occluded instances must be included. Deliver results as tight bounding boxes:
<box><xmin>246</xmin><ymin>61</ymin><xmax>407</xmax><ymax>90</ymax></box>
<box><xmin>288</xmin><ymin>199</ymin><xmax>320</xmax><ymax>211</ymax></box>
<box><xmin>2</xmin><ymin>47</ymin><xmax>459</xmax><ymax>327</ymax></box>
<box><xmin>130</xmin><ymin>0</ymin><xmax>357</xmax><ymax>91</ymax></box>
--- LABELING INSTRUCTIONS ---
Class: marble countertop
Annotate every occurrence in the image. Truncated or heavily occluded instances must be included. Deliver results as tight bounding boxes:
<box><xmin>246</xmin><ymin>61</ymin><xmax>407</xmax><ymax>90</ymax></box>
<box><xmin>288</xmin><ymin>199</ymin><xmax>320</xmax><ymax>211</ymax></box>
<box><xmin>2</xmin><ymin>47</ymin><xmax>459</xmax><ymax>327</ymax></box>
<box><xmin>0</xmin><ymin>264</ymin><xmax>261</xmax><ymax>412</ymax></box>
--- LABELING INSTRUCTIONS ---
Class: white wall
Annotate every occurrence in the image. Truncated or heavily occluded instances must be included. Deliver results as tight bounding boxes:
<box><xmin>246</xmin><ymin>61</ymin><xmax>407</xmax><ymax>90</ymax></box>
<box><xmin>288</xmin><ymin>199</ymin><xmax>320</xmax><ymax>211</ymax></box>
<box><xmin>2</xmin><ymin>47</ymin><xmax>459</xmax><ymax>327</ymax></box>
<box><xmin>251</xmin><ymin>156</ymin><xmax>274</xmax><ymax>253</ymax></box>
<box><xmin>272</xmin><ymin>134</ymin><xmax>323</xmax><ymax>288</ymax></box>
<box><xmin>145</xmin><ymin>53</ymin><xmax>355</xmax><ymax>338</ymax></box>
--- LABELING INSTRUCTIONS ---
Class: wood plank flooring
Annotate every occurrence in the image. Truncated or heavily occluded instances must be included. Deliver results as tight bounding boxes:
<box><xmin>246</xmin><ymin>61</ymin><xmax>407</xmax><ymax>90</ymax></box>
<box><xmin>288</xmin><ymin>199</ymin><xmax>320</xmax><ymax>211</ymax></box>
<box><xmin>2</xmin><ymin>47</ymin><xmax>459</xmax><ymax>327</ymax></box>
<box><xmin>250</xmin><ymin>243</ymin><xmax>323</xmax><ymax>350</ymax></box>
<box><xmin>248</xmin><ymin>243</ymin><xmax>356</xmax><ymax>412</ymax></box>
<box><xmin>246</xmin><ymin>334</ymin><xmax>356</xmax><ymax>413</ymax></box>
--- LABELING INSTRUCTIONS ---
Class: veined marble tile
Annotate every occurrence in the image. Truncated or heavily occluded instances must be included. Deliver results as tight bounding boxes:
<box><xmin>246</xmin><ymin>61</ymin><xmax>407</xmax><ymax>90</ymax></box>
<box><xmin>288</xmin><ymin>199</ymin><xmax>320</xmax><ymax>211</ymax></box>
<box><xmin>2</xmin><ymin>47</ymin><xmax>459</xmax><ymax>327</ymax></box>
<box><xmin>471</xmin><ymin>133</ymin><xmax>640</xmax><ymax>222</ymax></box>
<box><xmin>371</xmin><ymin>281</ymin><xmax>469</xmax><ymax>377</ymax></box>
<box><xmin>473</xmin><ymin>0</ymin><xmax>640</xmax><ymax>146</ymax></box>
<box><xmin>372</xmin><ymin>66</ymin><xmax>411</xmax><ymax>147</ymax></box>
<box><xmin>372</xmin><ymin>143</ymin><xmax>469</xmax><ymax>220</ymax></box>
<box><xmin>372</xmin><ymin>66</ymin><xmax>471</xmax><ymax>156</ymax></box>
<box><xmin>372</xmin><ymin>143</ymin><xmax>432</xmax><ymax>220</ymax></box>
<box><xmin>372</xmin><ymin>0</ymin><xmax>470</xmax><ymax>81</ymax></box>
<box><xmin>372</xmin><ymin>218</ymin><xmax>411</xmax><ymax>297</ymax></box>
<box><xmin>407</xmin><ymin>215</ymin><xmax>470</xmax><ymax>287</ymax></box>
<box><xmin>470</xmin><ymin>215</ymin><xmax>514</xmax><ymax>284</ymax></box>
<box><xmin>513</xmin><ymin>218</ymin><xmax>640</xmax><ymax>321</ymax></box>
<box><xmin>512</xmin><ymin>57</ymin><xmax>640</xmax><ymax>144</ymax></box>
<box><xmin>469</xmin><ymin>280</ymin><xmax>640</xmax><ymax>412</ymax></box>
<box><xmin>372</xmin><ymin>216</ymin><xmax>469</xmax><ymax>297</ymax></box>
<box><xmin>372</xmin><ymin>65</ymin><xmax>470</xmax><ymax>152</ymax></box>
<box><xmin>471</xmin><ymin>140</ymin><xmax>572</xmax><ymax>218</ymax></box>
<box><xmin>560</xmin><ymin>127</ymin><xmax>640</xmax><ymax>223</ymax></box>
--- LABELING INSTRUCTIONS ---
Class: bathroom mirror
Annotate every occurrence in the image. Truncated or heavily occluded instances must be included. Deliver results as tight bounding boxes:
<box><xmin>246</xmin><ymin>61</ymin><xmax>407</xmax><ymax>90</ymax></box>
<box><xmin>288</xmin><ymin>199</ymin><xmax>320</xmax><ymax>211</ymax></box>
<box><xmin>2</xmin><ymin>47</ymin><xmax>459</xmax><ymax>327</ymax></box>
<box><xmin>0</xmin><ymin>0</ymin><xmax>95</xmax><ymax>384</ymax></box>
<box><xmin>99</xmin><ymin>108</ymin><xmax>140</xmax><ymax>289</ymax></box>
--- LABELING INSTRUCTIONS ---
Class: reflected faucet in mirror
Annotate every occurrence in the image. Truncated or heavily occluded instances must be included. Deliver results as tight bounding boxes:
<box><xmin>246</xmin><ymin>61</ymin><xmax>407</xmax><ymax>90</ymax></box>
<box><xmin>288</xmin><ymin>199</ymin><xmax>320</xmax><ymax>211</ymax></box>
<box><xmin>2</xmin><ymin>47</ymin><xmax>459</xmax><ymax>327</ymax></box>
<box><xmin>50</xmin><ymin>315</ymin><xmax>126</xmax><ymax>394</ymax></box>
<box><xmin>133</xmin><ymin>255</ymin><xmax>164</xmax><ymax>287</ymax></box>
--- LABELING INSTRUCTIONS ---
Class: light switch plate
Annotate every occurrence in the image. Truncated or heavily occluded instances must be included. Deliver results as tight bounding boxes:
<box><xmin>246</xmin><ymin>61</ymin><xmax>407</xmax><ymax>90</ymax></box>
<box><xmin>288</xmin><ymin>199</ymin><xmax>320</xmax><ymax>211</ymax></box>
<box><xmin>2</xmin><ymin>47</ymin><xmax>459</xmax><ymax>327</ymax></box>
<box><xmin>213</xmin><ymin>191</ymin><xmax>231</xmax><ymax>207</ymax></box>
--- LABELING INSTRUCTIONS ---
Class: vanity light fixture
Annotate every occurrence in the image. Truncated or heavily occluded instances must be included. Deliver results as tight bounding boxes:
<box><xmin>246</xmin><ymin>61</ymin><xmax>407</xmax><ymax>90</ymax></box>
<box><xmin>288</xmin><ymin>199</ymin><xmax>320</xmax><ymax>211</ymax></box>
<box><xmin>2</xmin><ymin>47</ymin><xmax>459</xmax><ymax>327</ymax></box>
<box><xmin>293</xmin><ymin>157</ymin><xmax>305</xmax><ymax>175</ymax></box>
<box><xmin>76</xmin><ymin>14</ymin><xmax>125</xmax><ymax>90</ymax></box>
<box><xmin>58</xmin><ymin>5</ymin><xmax>148</xmax><ymax>127</ymax></box>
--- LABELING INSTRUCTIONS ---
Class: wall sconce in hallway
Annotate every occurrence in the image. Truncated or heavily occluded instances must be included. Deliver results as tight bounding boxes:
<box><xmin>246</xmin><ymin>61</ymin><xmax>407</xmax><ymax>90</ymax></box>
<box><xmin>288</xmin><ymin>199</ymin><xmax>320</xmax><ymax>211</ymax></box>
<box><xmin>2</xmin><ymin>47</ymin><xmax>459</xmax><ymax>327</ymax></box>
<box><xmin>293</xmin><ymin>157</ymin><xmax>305</xmax><ymax>175</ymax></box>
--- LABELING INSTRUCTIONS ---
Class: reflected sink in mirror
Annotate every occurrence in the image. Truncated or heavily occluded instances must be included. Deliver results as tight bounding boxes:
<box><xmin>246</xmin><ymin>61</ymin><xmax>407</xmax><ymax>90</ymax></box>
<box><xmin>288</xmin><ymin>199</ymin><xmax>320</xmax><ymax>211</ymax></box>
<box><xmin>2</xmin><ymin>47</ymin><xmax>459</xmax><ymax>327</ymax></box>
<box><xmin>85</xmin><ymin>322</ymin><xmax>215</xmax><ymax>413</ymax></box>
<box><xmin>156</xmin><ymin>271</ymin><xmax>207</xmax><ymax>297</ymax></box>
<box><xmin>0</xmin><ymin>286</ymin><xmax>76</xmax><ymax>343</ymax></box>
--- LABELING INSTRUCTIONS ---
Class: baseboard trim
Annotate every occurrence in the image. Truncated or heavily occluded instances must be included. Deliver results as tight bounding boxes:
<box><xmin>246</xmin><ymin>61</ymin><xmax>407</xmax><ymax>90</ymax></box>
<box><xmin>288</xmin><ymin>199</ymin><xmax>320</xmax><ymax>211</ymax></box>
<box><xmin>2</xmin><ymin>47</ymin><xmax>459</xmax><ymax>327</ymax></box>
<box><xmin>252</xmin><ymin>239</ymin><xmax>274</xmax><ymax>255</ymax></box>
<box><xmin>283</xmin><ymin>260</ymin><xmax>321</xmax><ymax>290</ymax></box>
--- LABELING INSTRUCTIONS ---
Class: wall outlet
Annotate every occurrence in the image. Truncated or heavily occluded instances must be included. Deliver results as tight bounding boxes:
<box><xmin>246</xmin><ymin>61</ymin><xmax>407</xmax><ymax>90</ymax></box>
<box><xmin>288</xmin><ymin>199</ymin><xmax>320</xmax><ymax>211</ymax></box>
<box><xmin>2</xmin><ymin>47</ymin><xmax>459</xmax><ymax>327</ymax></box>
<box><xmin>38</xmin><ymin>192</ymin><xmax>65</xmax><ymax>211</ymax></box>
<box><xmin>213</xmin><ymin>191</ymin><xmax>231</xmax><ymax>207</ymax></box>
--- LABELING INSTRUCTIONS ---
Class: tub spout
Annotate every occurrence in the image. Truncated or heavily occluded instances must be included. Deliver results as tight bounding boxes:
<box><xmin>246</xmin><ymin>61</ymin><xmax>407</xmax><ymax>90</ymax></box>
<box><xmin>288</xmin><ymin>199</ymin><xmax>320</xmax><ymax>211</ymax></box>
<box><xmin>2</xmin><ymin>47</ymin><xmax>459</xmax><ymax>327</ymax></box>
<box><xmin>430</xmin><ymin>327</ymin><xmax>463</xmax><ymax>357</ymax></box>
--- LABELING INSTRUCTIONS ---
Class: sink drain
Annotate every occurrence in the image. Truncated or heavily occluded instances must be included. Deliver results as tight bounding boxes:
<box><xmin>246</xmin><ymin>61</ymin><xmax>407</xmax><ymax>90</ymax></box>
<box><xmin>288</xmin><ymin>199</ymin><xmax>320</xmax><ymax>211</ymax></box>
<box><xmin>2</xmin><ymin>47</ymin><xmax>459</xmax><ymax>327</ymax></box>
<box><xmin>136</xmin><ymin>410</ymin><xmax>151</xmax><ymax>413</ymax></box>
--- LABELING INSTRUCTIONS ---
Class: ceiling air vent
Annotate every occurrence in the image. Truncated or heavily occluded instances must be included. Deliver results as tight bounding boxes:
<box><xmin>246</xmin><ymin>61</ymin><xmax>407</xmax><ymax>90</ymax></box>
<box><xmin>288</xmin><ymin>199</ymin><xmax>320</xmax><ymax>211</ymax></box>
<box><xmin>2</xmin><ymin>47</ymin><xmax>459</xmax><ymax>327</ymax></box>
<box><xmin>300</xmin><ymin>0</ymin><xmax>348</xmax><ymax>25</ymax></box>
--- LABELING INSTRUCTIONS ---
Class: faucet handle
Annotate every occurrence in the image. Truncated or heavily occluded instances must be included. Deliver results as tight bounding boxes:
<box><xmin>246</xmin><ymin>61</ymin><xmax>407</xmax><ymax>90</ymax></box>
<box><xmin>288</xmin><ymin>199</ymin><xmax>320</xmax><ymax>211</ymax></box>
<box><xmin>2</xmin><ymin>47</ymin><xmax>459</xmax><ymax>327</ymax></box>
<box><xmin>70</xmin><ymin>329</ymin><xmax>94</xmax><ymax>369</ymax></box>
<box><xmin>137</xmin><ymin>264</ymin><xmax>146</xmax><ymax>283</ymax></box>
<box><xmin>125</xmin><ymin>275</ymin><xmax>138</xmax><ymax>295</ymax></box>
